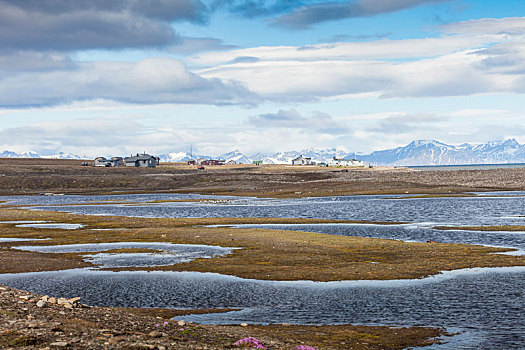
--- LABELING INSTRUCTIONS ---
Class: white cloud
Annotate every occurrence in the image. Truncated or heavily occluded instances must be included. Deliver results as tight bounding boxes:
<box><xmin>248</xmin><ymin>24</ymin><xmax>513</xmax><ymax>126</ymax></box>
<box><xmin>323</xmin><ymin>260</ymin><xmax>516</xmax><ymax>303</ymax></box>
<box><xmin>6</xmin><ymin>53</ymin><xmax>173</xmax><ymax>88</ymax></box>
<box><xmin>194</xmin><ymin>17</ymin><xmax>525</xmax><ymax>101</ymax></box>
<box><xmin>191</xmin><ymin>36</ymin><xmax>489</xmax><ymax>66</ymax></box>
<box><xmin>0</xmin><ymin>56</ymin><xmax>257</xmax><ymax>107</ymax></box>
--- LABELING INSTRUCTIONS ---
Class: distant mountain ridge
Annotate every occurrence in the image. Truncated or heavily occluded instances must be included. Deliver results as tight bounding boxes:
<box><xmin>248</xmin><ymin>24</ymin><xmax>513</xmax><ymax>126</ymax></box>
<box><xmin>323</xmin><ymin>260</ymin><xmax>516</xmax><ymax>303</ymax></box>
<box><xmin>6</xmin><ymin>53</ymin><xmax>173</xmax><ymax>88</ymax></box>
<box><xmin>359</xmin><ymin>139</ymin><xmax>525</xmax><ymax>166</ymax></box>
<box><xmin>0</xmin><ymin>150</ymin><xmax>80</xmax><ymax>159</ymax></box>
<box><xmin>2</xmin><ymin>139</ymin><xmax>525</xmax><ymax>166</ymax></box>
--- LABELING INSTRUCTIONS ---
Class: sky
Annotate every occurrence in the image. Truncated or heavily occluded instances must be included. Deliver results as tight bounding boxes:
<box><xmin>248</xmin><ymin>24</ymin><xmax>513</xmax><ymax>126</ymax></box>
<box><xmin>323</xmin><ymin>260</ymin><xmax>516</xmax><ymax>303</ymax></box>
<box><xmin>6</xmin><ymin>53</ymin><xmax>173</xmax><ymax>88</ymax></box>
<box><xmin>1</xmin><ymin>0</ymin><xmax>525</xmax><ymax>157</ymax></box>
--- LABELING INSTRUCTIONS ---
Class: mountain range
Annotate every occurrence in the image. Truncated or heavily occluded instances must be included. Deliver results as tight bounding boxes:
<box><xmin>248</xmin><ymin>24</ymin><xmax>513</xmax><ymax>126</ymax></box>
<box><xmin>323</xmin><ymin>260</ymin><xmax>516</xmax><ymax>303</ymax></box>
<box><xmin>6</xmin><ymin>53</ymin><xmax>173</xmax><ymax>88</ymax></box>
<box><xmin>2</xmin><ymin>139</ymin><xmax>525</xmax><ymax>166</ymax></box>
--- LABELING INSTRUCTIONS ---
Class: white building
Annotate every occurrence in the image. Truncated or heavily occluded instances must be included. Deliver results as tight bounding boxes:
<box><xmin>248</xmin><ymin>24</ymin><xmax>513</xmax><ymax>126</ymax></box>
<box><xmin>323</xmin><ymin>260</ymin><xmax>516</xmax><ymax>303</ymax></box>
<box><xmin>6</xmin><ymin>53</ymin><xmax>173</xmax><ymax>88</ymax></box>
<box><xmin>291</xmin><ymin>155</ymin><xmax>313</xmax><ymax>165</ymax></box>
<box><xmin>328</xmin><ymin>157</ymin><xmax>365</xmax><ymax>167</ymax></box>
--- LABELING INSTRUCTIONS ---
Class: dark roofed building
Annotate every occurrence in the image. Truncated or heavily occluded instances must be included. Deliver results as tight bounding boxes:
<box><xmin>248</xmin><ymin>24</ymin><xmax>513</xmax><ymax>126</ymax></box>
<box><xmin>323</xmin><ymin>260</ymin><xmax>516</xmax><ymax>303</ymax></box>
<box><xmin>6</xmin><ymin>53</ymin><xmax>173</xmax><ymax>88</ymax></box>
<box><xmin>124</xmin><ymin>153</ymin><xmax>159</xmax><ymax>167</ymax></box>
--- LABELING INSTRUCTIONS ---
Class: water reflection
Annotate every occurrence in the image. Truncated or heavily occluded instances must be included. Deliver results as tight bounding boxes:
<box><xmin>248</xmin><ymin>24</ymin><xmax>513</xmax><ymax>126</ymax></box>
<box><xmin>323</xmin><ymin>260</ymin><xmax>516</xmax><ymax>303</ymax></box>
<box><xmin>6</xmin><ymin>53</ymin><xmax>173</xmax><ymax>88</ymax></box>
<box><xmin>14</xmin><ymin>242</ymin><xmax>236</xmax><ymax>268</ymax></box>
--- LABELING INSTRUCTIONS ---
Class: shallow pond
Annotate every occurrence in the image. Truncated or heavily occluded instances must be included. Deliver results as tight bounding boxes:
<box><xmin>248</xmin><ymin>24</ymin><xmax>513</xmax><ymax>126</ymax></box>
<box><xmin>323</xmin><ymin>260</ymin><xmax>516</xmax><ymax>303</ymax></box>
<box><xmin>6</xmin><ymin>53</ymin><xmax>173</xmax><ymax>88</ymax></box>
<box><xmin>3</xmin><ymin>192</ymin><xmax>525</xmax><ymax>227</ymax></box>
<box><xmin>13</xmin><ymin>242</ymin><xmax>236</xmax><ymax>268</ymax></box>
<box><xmin>0</xmin><ymin>267</ymin><xmax>523</xmax><ymax>349</ymax></box>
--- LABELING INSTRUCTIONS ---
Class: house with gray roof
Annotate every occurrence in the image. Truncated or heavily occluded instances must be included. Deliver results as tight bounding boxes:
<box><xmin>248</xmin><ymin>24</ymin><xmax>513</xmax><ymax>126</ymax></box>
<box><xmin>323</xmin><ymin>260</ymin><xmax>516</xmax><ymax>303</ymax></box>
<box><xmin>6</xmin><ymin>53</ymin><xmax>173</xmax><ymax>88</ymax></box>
<box><xmin>124</xmin><ymin>153</ymin><xmax>159</xmax><ymax>167</ymax></box>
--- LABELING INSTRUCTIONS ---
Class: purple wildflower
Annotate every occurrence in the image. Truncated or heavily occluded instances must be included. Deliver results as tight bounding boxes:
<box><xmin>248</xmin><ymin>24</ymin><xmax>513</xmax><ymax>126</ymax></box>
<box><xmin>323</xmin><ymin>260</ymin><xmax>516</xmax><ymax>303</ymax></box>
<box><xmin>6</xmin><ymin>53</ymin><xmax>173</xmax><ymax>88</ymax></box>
<box><xmin>164</xmin><ymin>321</ymin><xmax>169</xmax><ymax>325</ymax></box>
<box><xmin>155</xmin><ymin>323</ymin><xmax>160</xmax><ymax>327</ymax></box>
<box><xmin>233</xmin><ymin>337</ymin><xmax>267</xmax><ymax>349</ymax></box>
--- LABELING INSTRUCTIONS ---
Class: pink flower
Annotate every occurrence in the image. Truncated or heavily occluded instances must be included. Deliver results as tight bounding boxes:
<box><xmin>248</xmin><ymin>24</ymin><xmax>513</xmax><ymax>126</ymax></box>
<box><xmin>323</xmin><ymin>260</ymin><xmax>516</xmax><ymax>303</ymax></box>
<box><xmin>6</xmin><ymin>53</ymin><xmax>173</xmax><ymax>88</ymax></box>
<box><xmin>163</xmin><ymin>321</ymin><xmax>169</xmax><ymax>325</ymax></box>
<box><xmin>155</xmin><ymin>324</ymin><xmax>160</xmax><ymax>327</ymax></box>
<box><xmin>233</xmin><ymin>337</ymin><xmax>267</xmax><ymax>349</ymax></box>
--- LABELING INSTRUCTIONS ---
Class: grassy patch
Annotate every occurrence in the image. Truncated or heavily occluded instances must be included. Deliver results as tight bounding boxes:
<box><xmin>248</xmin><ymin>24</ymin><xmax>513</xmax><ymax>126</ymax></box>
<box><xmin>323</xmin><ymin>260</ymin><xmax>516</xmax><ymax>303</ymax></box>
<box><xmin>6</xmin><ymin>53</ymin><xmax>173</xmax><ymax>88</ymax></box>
<box><xmin>1</xmin><ymin>208</ymin><xmax>524</xmax><ymax>281</ymax></box>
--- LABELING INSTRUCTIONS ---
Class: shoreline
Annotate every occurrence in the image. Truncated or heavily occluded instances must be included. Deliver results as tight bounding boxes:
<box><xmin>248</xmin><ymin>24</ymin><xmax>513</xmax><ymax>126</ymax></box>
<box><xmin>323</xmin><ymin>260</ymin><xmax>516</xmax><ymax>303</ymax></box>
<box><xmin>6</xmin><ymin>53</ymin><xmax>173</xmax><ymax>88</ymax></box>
<box><xmin>0</xmin><ymin>283</ymin><xmax>448</xmax><ymax>349</ymax></box>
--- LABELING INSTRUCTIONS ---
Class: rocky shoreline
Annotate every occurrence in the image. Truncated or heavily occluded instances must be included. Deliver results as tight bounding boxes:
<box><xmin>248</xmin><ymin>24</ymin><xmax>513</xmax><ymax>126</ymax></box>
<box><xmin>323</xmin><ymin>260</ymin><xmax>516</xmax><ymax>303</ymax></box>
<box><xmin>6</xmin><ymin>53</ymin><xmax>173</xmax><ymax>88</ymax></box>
<box><xmin>0</xmin><ymin>284</ymin><xmax>446</xmax><ymax>349</ymax></box>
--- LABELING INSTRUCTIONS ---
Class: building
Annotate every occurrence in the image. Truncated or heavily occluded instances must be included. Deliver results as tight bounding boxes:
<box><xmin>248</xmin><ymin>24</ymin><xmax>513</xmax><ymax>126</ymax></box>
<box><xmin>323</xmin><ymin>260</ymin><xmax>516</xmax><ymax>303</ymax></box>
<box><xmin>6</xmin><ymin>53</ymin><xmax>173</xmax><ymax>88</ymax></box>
<box><xmin>328</xmin><ymin>157</ymin><xmax>364</xmax><ymax>167</ymax></box>
<box><xmin>94</xmin><ymin>156</ymin><xmax>123</xmax><ymax>167</ymax></box>
<box><xmin>201</xmin><ymin>159</ymin><xmax>225</xmax><ymax>166</ymax></box>
<box><xmin>124</xmin><ymin>153</ymin><xmax>159</xmax><ymax>167</ymax></box>
<box><xmin>252</xmin><ymin>160</ymin><xmax>263</xmax><ymax>166</ymax></box>
<box><xmin>187</xmin><ymin>160</ymin><xmax>196</xmax><ymax>165</ymax></box>
<box><xmin>226</xmin><ymin>159</ymin><xmax>237</xmax><ymax>165</ymax></box>
<box><xmin>291</xmin><ymin>155</ymin><xmax>313</xmax><ymax>165</ymax></box>
<box><xmin>111</xmin><ymin>157</ymin><xmax>124</xmax><ymax>167</ymax></box>
<box><xmin>94</xmin><ymin>157</ymin><xmax>110</xmax><ymax>167</ymax></box>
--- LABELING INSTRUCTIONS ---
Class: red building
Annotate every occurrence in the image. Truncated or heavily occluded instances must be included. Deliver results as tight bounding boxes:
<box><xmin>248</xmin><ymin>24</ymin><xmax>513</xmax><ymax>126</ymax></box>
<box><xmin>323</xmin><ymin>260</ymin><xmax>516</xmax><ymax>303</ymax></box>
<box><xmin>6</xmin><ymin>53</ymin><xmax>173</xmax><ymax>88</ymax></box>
<box><xmin>201</xmin><ymin>159</ymin><xmax>225</xmax><ymax>166</ymax></box>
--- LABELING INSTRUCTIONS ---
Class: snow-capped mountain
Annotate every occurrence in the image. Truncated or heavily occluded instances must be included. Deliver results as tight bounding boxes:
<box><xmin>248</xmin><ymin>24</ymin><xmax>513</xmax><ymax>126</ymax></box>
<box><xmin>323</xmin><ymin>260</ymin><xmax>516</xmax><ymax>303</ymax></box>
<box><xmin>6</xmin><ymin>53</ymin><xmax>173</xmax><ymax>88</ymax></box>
<box><xmin>42</xmin><ymin>152</ymin><xmax>81</xmax><ymax>160</ymax></box>
<box><xmin>0</xmin><ymin>150</ymin><xmax>81</xmax><ymax>159</ymax></box>
<box><xmin>158</xmin><ymin>152</ymin><xmax>210</xmax><ymax>163</ymax></box>
<box><xmin>218</xmin><ymin>150</ymin><xmax>252</xmax><ymax>164</ymax></box>
<box><xmin>360</xmin><ymin>139</ymin><xmax>525</xmax><ymax>166</ymax></box>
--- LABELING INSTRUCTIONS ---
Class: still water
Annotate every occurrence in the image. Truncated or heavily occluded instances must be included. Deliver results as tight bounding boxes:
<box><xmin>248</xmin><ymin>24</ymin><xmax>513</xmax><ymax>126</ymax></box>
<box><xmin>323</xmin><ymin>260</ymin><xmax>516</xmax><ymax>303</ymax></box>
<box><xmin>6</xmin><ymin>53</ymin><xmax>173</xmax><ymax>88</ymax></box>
<box><xmin>1</xmin><ymin>192</ymin><xmax>525</xmax><ymax>349</ymax></box>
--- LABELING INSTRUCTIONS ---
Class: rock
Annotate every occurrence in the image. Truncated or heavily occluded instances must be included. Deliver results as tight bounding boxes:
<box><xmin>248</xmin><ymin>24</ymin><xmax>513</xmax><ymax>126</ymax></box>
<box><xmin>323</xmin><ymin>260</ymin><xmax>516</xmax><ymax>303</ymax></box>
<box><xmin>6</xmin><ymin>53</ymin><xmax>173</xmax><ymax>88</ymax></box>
<box><xmin>240</xmin><ymin>323</ymin><xmax>248</xmax><ymax>327</ymax></box>
<box><xmin>36</xmin><ymin>300</ymin><xmax>47</xmax><ymax>308</ymax></box>
<box><xmin>48</xmin><ymin>297</ymin><xmax>57</xmax><ymax>304</ymax></box>
<box><xmin>50</xmin><ymin>341</ymin><xmax>68</xmax><ymax>347</ymax></box>
<box><xmin>69</xmin><ymin>297</ymin><xmax>81</xmax><ymax>304</ymax></box>
<box><xmin>0</xmin><ymin>287</ymin><xmax>7</xmax><ymax>291</ymax></box>
<box><xmin>108</xmin><ymin>336</ymin><xmax>125</xmax><ymax>344</ymax></box>
<box><xmin>177</xmin><ymin>320</ymin><xmax>186</xmax><ymax>326</ymax></box>
<box><xmin>148</xmin><ymin>331</ymin><xmax>162</xmax><ymax>338</ymax></box>
<box><xmin>19</xmin><ymin>295</ymin><xmax>31</xmax><ymax>300</ymax></box>
<box><xmin>57</xmin><ymin>298</ymin><xmax>68</xmax><ymax>305</ymax></box>
<box><xmin>41</xmin><ymin>295</ymin><xmax>49</xmax><ymax>302</ymax></box>
<box><xmin>62</xmin><ymin>302</ymin><xmax>74</xmax><ymax>309</ymax></box>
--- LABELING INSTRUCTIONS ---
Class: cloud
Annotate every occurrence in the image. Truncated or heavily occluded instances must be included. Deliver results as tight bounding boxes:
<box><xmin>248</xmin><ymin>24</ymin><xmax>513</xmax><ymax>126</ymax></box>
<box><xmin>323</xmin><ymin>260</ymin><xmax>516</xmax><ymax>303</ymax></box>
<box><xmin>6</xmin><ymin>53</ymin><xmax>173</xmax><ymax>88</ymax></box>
<box><xmin>211</xmin><ymin>0</ymin><xmax>302</xmax><ymax>19</ymax></box>
<box><xmin>441</xmin><ymin>16</ymin><xmax>525</xmax><ymax>36</ymax></box>
<box><xmin>248</xmin><ymin>109</ymin><xmax>350</xmax><ymax>134</ymax></box>
<box><xmin>271</xmin><ymin>0</ymin><xmax>445</xmax><ymax>29</ymax></box>
<box><xmin>318</xmin><ymin>32</ymin><xmax>391</xmax><ymax>43</ymax></box>
<box><xmin>0</xmin><ymin>115</ymin><xmax>146</xmax><ymax>156</ymax></box>
<box><xmin>191</xmin><ymin>35</ymin><xmax>488</xmax><ymax>65</ymax></box>
<box><xmin>170</xmin><ymin>37</ymin><xmax>238</xmax><ymax>55</ymax></box>
<box><xmin>0</xmin><ymin>0</ymin><xmax>208</xmax><ymax>51</ymax></box>
<box><xmin>367</xmin><ymin>113</ymin><xmax>447</xmax><ymax>134</ymax></box>
<box><xmin>195</xmin><ymin>17</ymin><xmax>525</xmax><ymax>100</ymax></box>
<box><xmin>0</xmin><ymin>56</ymin><xmax>258</xmax><ymax>107</ymax></box>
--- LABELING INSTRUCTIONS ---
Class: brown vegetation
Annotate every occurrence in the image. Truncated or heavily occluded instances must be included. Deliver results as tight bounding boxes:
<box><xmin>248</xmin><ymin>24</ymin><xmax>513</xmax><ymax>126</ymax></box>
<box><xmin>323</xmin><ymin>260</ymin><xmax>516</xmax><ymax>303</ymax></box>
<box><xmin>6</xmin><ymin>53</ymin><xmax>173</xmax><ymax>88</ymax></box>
<box><xmin>1</xmin><ymin>209</ymin><xmax>523</xmax><ymax>281</ymax></box>
<box><xmin>1</xmin><ymin>158</ymin><xmax>525</xmax><ymax>197</ymax></box>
